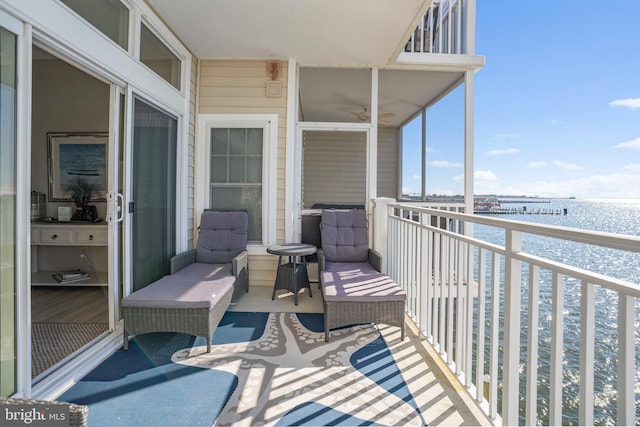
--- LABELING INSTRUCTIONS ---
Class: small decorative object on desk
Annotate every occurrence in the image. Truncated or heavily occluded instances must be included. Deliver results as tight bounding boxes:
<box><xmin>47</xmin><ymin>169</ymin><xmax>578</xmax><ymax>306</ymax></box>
<box><xmin>65</xmin><ymin>176</ymin><xmax>99</xmax><ymax>221</ymax></box>
<box><xmin>58</xmin><ymin>206</ymin><xmax>72</xmax><ymax>222</ymax></box>
<box><xmin>52</xmin><ymin>270</ymin><xmax>90</xmax><ymax>284</ymax></box>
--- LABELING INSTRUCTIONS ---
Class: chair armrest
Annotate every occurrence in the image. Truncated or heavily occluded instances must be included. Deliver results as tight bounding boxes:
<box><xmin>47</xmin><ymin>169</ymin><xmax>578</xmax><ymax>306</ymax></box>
<box><xmin>368</xmin><ymin>248</ymin><xmax>383</xmax><ymax>272</ymax></box>
<box><xmin>232</xmin><ymin>250</ymin><xmax>248</xmax><ymax>277</ymax></box>
<box><xmin>170</xmin><ymin>249</ymin><xmax>196</xmax><ymax>274</ymax></box>
<box><xmin>317</xmin><ymin>249</ymin><xmax>326</xmax><ymax>284</ymax></box>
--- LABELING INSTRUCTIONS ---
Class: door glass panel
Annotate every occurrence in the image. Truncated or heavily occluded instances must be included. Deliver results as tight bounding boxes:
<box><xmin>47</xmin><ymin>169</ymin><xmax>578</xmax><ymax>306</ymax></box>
<box><xmin>0</xmin><ymin>25</ymin><xmax>17</xmax><ymax>396</ymax></box>
<box><xmin>60</xmin><ymin>0</ymin><xmax>129</xmax><ymax>50</ymax></box>
<box><xmin>131</xmin><ymin>98</ymin><xmax>177</xmax><ymax>291</ymax></box>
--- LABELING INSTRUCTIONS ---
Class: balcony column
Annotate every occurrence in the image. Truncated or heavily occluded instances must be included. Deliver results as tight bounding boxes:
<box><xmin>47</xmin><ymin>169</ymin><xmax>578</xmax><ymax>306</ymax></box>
<box><xmin>372</xmin><ymin>197</ymin><xmax>395</xmax><ymax>273</ymax></box>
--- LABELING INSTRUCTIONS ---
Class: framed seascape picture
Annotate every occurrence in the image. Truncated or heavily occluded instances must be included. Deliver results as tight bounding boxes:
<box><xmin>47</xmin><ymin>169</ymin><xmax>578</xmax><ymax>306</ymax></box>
<box><xmin>48</xmin><ymin>132</ymin><xmax>108</xmax><ymax>202</ymax></box>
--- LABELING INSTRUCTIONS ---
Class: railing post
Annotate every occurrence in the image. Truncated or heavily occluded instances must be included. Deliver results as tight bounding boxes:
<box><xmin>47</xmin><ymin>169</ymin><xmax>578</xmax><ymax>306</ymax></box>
<box><xmin>617</xmin><ymin>293</ymin><xmax>635</xmax><ymax>425</ymax></box>
<box><xmin>502</xmin><ymin>229</ymin><xmax>522</xmax><ymax>426</ymax></box>
<box><xmin>372</xmin><ymin>197</ymin><xmax>395</xmax><ymax>274</ymax></box>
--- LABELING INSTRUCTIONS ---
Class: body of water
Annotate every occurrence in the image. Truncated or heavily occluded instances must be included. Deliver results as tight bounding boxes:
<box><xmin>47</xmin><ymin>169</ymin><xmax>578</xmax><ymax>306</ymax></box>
<box><xmin>473</xmin><ymin>198</ymin><xmax>640</xmax><ymax>426</ymax></box>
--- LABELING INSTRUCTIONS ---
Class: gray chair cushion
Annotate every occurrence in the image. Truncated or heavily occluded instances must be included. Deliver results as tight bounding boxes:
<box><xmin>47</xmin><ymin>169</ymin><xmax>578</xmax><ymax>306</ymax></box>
<box><xmin>324</xmin><ymin>261</ymin><xmax>378</xmax><ymax>274</ymax></box>
<box><xmin>196</xmin><ymin>211</ymin><xmax>248</xmax><ymax>264</ymax></box>
<box><xmin>320</xmin><ymin>209</ymin><xmax>369</xmax><ymax>262</ymax></box>
<box><xmin>321</xmin><ymin>271</ymin><xmax>406</xmax><ymax>302</ymax></box>
<box><xmin>121</xmin><ymin>275</ymin><xmax>234</xmax><ymax>309</ymax></box>
<box><xmin>172</xmin><ymin>262</ymin><xmax>232</xmax><ymax>281</ymax></box>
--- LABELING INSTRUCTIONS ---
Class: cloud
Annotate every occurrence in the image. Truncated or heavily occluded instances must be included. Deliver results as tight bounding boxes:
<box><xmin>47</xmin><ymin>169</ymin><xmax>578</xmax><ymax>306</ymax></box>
<box><xmin>412</xmin><ymin>174</ymin><xmax>421</xmax><ymax>181</ymax></box>
<box><xmin>550</xmin><ymin>119</ymin><xmax>562</xmax><ymax>125</ymax></box>
<box><xmin>614</xmin><ymin>137</ymin><xmax>640</xmax><ymax>149</ymax></box>
<box><xmin>487</xmin><ymin>148</ymin><xmax>519</xmax><ymax>156</ymax></box>
<box><xmin>609</xmin><ymin>98</ymin><xmax>640</xmax><ymax>110</ymax></box>
<box><xmin>553</xmin><ymin>160</ymin><xmax>583</xmax><ymax>170</ymax></box>
<box><xmin>427</xmin><ymin>160</ymin><xmax>464</xmax><ymax>168</ymax></box>
<box><xmin>528</xmin><ymin>161</ymin><xmax>547</xmax><ymax>168</ymax></box>
<box><xmin>623</xmin><ymin>164</ymin><xmax>640</xmax><ymax>171</ymax></box>
<box><xmin>474</xmin><ymin>170</ymin><xmax>498</xmax><ymax>181</ymax></box>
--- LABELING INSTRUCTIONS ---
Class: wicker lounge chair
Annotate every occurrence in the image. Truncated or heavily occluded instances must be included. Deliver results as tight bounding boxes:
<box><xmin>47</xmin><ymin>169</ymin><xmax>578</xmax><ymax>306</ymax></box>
<box><xmin>318</xmin><ymin>209</ymin><xmax>406</xmax><ymax>341</ymax></box>
<box><xmin>122</xmin><ymin>210</ymin><xmax>249</xmax><ymax>352</ymax></box>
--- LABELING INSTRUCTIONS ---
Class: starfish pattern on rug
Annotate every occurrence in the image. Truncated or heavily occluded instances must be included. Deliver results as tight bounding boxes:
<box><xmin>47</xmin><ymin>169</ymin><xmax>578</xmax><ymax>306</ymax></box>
<box><xmin>173</xmin><ymin>312</ymin><xmax>424</xmax><ymax>426</ymax></box>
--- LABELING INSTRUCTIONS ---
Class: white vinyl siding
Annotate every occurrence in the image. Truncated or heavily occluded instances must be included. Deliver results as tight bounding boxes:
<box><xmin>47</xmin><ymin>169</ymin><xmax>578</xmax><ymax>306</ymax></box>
<box><xmin>377</xmin><ymin>126</ymin><xmax>399</xmax><ymax>199</ymax></box>
<box><xmin>302</xmin><ymin>130</ymin><xmax>366</xmax><ymax>208</ymax></box>
<box><xmin>186</xmin><ymin>56</ymin><xmax>197</xmax><ymax>249</ymax></box>
<box><xmin>197</xmin><ymin>60</ymin><xmax>287</xmax><ymax>288</ymax></box>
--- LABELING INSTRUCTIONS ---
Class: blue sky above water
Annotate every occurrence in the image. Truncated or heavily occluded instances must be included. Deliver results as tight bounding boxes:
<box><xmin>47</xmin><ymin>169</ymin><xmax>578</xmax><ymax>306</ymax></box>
<box><xmin>402</xmin><ymin>0</ymin><xmax>640</xmax><ymax>199</ymax></box>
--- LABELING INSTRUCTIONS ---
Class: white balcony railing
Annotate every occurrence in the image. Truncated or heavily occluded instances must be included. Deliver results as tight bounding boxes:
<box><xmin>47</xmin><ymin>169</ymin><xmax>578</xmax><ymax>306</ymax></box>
<box><xmin>378</xmin><ymin>201</ymin><xmax>640</xmax><ymax>426</ymax></box>
<box><xmin>404</xmin><ymin>0</ymin><xmax>471</xmax><ymax>55</ymax></box>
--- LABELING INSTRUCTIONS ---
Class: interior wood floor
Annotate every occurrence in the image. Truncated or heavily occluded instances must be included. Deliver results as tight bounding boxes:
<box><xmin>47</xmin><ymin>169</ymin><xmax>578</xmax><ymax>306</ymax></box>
<box><xmin>31</xmin><ymin>286</ymin><xmax>109</xmax><ymax>323</ymax></box>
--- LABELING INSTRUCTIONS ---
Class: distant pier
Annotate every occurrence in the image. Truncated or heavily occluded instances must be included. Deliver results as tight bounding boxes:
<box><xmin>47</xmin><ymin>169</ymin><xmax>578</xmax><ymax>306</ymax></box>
<box><xmin>474</xmin><ymin>197</ymin><xmax>568</xmax><ymax>215</ymax></box>
<box><xmin>475</xmin><ymin>207</ymin><xmax>568</xmax><ymax>215</ymax></box>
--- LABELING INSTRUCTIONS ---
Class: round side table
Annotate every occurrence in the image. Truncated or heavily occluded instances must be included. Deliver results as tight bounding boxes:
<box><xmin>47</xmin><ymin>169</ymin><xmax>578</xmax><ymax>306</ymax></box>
<box><xmin>267</xmin><ymin>243</ymin><xmax>317</xmax><ymax>305</ymax></box>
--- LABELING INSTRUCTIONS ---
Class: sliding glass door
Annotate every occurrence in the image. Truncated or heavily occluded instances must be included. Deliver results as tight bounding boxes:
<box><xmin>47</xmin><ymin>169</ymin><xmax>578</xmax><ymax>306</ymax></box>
<box><xmin>0</xmin><ymin>24</ymin><xmax>17</xmax><ymax>397</ymax></box>
<box><xmin>130</xmin><ymin>98</ymin><xmax>177</xmax><ymax>291</ymax></box>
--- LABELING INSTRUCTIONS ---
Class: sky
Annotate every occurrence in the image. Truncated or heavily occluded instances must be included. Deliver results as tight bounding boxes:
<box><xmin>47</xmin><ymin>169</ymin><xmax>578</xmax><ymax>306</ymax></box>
<box><xmin>402</xmin><ymin>0</ymin><xmax>640</xmax><ymax>199</ymax></box>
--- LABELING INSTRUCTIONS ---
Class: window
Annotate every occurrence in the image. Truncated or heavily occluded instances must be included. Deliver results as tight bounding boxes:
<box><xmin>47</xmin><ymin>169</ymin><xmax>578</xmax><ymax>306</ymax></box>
<box><xmin>140</xmin><ymin>23</ymin><xmax>181</xmax><ymax>90</ymax></box>
<box><xmin>210</xmin><ymin>128</ymin><xmax>263</xmax><ymax>242</ymax></box>
<box><xmin>60</xmin><ymin>0</ymin><xmax>129</xmax><ymax>50</ymax></box>
<box><xmin>197</xmin><ymin>115</ymin><xmax>277</xmax><ymax>250</ymax></box>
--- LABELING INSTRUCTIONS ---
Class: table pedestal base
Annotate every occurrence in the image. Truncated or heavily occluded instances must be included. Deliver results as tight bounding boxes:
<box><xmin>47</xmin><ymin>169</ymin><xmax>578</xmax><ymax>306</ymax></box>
<box><xmin>271</xmin><ymin>261</ymin><xmax>312</xmax><ymax>305</ymax></box>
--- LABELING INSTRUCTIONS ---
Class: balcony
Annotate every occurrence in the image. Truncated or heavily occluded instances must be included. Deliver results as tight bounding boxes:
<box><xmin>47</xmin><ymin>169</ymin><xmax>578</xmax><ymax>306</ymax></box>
<box><xmin>397</xmin><ymin>0</ymin><xmax>484</xmax><ymax>70</ymax></box>
<box><xmin>373</xmin><ymin>199</ymin><xmax>640</xmax><ymax>425</ymax></box>
<box><xmin>404</xmin><ymin>0</ymin><xmax>469</xmax><ymax>55</ymax></box>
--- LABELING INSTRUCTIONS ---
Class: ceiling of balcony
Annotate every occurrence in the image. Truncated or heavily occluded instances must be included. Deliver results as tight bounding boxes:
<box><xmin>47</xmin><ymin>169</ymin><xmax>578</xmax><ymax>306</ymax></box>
<box><xmin>147</xmin><ymin>0</ymin><xmax>429</xmax><ymax>66</ymax></box>
<box><xmin>147</xmin><ymin>0</ymin><xmax>465</xmax><ymax>127</ymax></box>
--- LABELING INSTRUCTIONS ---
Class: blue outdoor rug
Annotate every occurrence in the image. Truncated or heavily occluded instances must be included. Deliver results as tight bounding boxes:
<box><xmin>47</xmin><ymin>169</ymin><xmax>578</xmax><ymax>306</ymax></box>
<box><xmin>61</xmin><ymin>312</ymin><xmax>426</xmax><ymax>426</ymax></box>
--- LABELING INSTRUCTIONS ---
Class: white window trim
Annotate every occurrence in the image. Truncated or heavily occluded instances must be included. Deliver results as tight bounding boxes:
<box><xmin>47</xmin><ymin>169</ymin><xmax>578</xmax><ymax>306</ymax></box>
<box><xmin>195</xmin><ymin>114</ymin><xmax>278</xmax><ymax>255</ymax></box>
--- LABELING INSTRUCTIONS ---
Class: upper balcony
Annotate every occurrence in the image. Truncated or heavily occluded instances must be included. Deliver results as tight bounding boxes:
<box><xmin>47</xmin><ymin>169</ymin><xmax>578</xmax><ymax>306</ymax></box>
<box><xmin>405</xmin><ymin>0</ymin><xmax>470</xmax><ymax>55</ymax></box>
<box><xmin>397</xmin><ymin>0</ymin><xmax>485</xmax><ymax>70</ymax></box>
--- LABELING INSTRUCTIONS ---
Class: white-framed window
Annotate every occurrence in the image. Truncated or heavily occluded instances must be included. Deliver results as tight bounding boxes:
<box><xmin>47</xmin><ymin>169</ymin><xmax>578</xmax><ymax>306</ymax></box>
<box><xmin>196</xmin><ymin>114</ymin><xmax>277</xmax><ymax>253</ymax></box>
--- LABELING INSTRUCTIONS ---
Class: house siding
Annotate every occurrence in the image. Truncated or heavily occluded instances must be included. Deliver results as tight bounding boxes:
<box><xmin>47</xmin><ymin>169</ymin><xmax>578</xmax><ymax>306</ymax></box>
<box><xmin>377</xmin><ymin>126</ymin><xmax>399</xmax><ymax>199</ymax></box>
<box><xmin>187</xmin><ymin>56</ymin><xmax>198</xmax><ymax>249</ymax></box>
<box><xmin>302</xmin><ymin>127</ymin><xmax>399</xmax><ymax>208</ymax></box>
<box><xmin>303</xmin><ymin>130</ymin><xmax>367</xmax><ymax>208</ymax></box>
<box><xmin>198</xmin><ymin>59</ymin><xmax>288</xmax><ymax>287</ymax></box>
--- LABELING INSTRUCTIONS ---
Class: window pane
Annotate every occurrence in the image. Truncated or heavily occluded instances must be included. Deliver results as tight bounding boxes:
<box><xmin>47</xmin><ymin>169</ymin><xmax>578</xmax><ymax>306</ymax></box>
<box><xmin>246</xmin><ymin>129</ymin><xmax>262</xmax><ymax>154</ymax></box>
<box><xmin>211</xmin><ymin>129</ymin><xmax>228</xmax><ymax>154</ymax></box>
<box><xmin>140</xmin><ymin>24</ymin><xmax>181</xmax><ymax>90</ymax></box>
<box><xmin>247</xmin><ymin>157</ymin><xmax>262</xmax><ymax>183</ymax></box>
<box><xmin>210</xmin><ymin>157</ymin><xmax>227</xmax><ymax>182</ymax></box>
<box><xmin>229</xmin><ymin>129</ymin><xmax>246</xmax><ymax>155</ymax></box>
<box><xmin>229</xmin><ymin>157</ymin><xmax>245</xmax><ymax>183</ymax></box>
<box><xmin>210</xmin><ymin>187</ymin><xmax>262</xmax><ymax>242</ymax></box>
<box><xmin>60</xmin><ymin>0</ymin><xmax>129</xmax><ymax>49</ymax></box>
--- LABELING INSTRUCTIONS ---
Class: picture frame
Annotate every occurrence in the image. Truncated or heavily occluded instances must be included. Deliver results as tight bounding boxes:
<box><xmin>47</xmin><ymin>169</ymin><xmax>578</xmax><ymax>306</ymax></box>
<box><xmin>47</xmin><ymin>132</ymin><xmax>108</xmax><ymax>202</ymax></box>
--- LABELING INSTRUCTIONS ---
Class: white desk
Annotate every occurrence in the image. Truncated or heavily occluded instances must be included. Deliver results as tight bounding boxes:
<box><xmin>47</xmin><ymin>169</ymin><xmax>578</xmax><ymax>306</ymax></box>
<box><xmin>31</xmin><ymin>221</ymin><xmax>108</xmax><ymax>286</ymax></box>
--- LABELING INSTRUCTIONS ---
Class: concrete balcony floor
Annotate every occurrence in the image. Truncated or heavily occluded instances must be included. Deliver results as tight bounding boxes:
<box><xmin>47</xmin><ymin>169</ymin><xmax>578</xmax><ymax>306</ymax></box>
<box><xmin>232</xmin><ymin>286</ymin><xmax>492</xmax><ymax>426</ymax></box>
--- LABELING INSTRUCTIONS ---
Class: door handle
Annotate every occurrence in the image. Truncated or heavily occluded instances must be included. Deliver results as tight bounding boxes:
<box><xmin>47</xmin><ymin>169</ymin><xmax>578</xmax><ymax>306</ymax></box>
<box><xmin>107</xmin><ymin>192</ymin><xmax>126</xmax><ymax>223</ymax></box>
<box><xmin>116</xmin><ymin>193</ymin><xmax>125</xmax><ymax>223</ymax></box>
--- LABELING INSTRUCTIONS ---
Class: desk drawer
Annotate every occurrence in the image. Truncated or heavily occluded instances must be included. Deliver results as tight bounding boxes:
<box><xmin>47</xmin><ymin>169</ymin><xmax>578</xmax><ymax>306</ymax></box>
<box><xmin>76</xmin><ymin>229</ymin><xmax>108</xmax><ymax>245</ymax></box>
<box><xmin>39</xmin><ymin>229</ymin><xmax>73</xmax><ymax>244</ymax></box>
